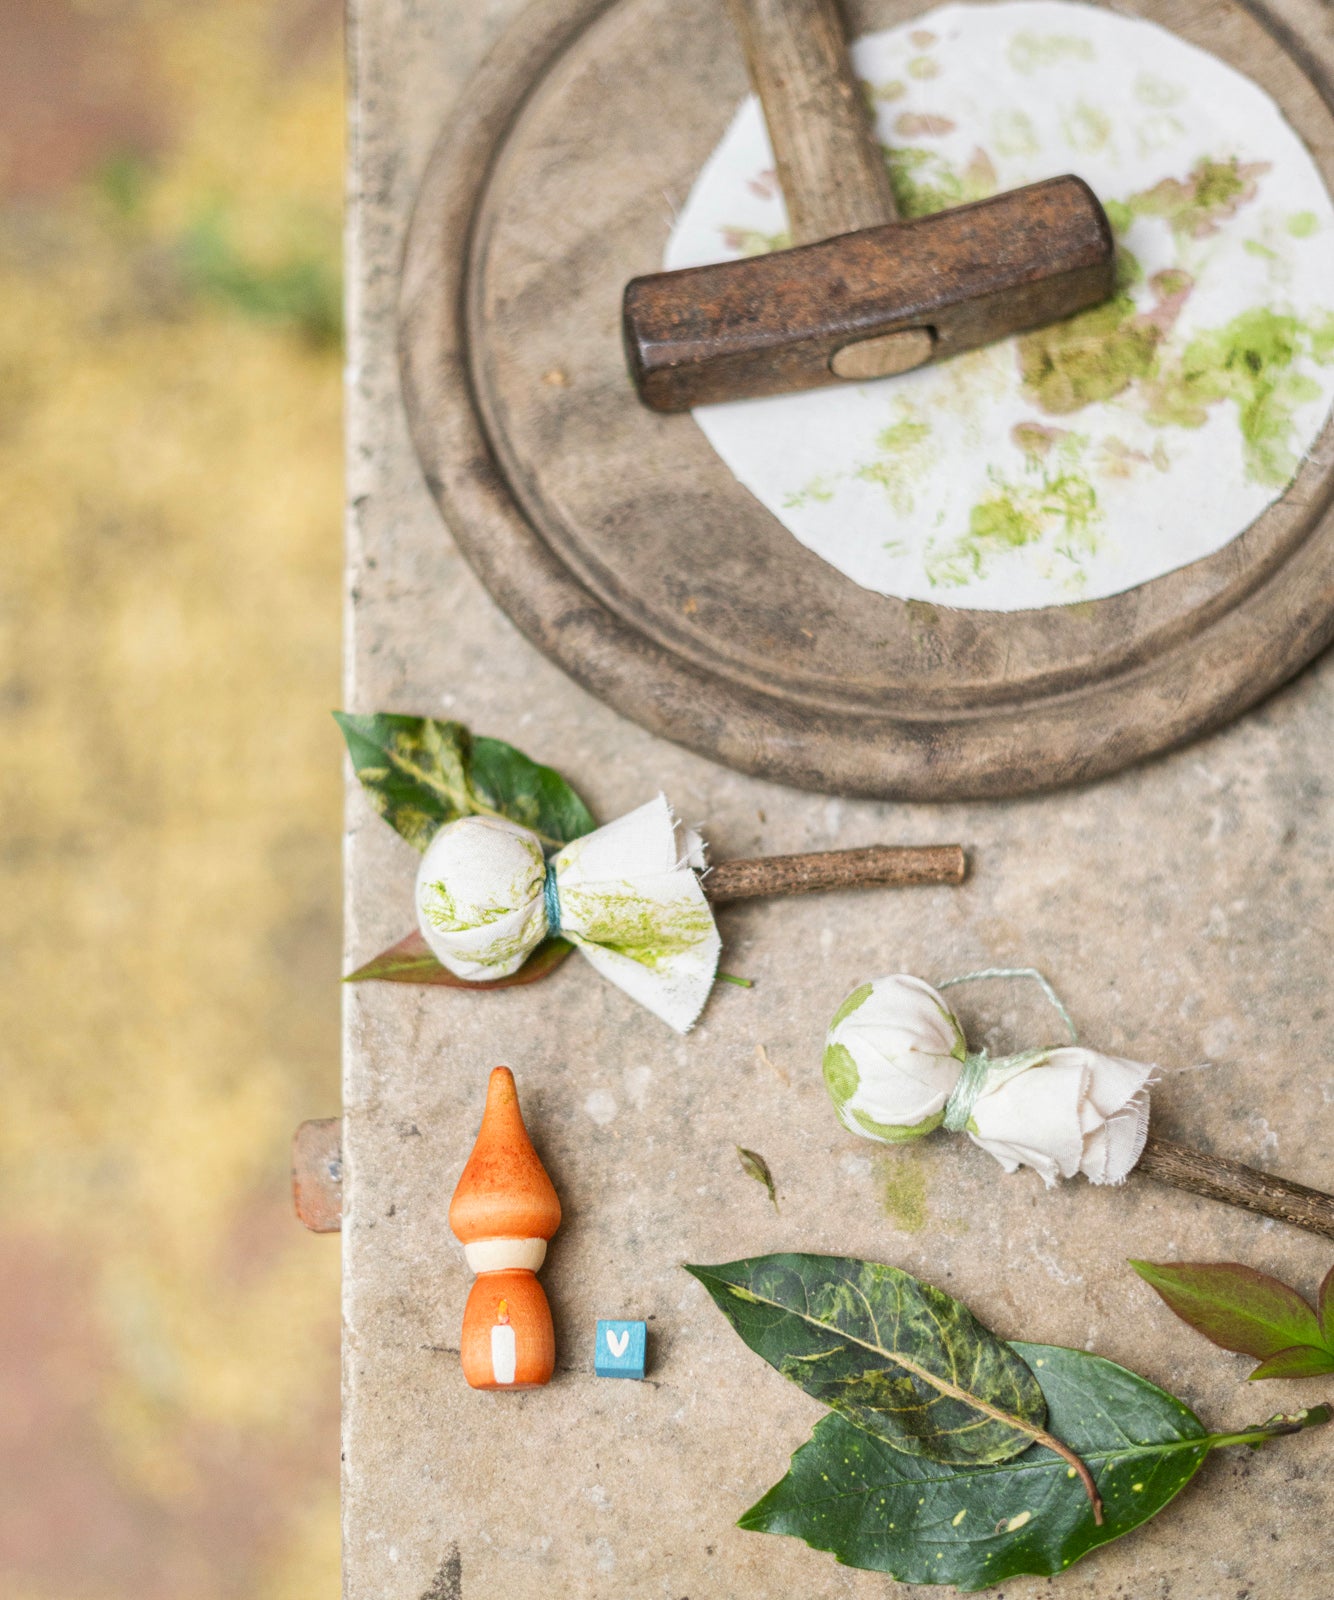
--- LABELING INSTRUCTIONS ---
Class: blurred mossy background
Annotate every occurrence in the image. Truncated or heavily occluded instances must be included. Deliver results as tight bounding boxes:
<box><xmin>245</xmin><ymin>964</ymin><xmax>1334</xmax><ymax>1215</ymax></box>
<box><xmin>1</xmin><ymin>1</ymin><xmax>344</xmax><ymax>1594</ymax></box>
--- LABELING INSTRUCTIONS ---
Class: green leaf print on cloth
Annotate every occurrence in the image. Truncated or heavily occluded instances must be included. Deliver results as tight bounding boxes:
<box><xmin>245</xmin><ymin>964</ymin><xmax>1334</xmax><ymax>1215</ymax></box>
<box><xmin>665</xmin><ymin>0</ymin><xmax>1334</xmax><ymax>609</ymax></box>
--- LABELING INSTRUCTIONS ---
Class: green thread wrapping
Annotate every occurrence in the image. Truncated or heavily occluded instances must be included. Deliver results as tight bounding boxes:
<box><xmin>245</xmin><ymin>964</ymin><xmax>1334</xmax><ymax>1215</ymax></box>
<box><xmin>938</xmin><ymin>967</ymin><xmax>1079</xmax><ymax>1043</ymax></box>
<box><xmin>937</xmin><ymin>969</ymin><xmax>1079</xmax><ymax>1135</ymax></box>
<box><xmin>942</xmin><ymin>1053</ymin><xmax>993</xmax><ymax>1133</ymax></box>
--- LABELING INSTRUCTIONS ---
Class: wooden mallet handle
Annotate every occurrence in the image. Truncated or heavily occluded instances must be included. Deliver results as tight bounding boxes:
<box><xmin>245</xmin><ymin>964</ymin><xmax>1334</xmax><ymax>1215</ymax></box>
<box><xmin>724</xmin><ymin>0</ymin><xmax>898</xmax><ymax>244</ymax></box>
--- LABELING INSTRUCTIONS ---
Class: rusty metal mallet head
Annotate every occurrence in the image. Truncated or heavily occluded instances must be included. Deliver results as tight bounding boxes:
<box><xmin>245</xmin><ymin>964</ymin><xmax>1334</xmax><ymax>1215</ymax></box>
<box><xmin>623</xmin><ymin>0</ymin><xmax>1116</xmax><ymax>413</ymax></box>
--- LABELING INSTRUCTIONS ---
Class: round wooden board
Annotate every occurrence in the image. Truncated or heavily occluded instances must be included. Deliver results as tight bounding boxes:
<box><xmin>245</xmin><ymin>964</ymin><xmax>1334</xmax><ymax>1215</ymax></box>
<box><xmin>400</xmin><ymin>0</ymin><xmax>1334</xmax><ymax>799</ymax></box>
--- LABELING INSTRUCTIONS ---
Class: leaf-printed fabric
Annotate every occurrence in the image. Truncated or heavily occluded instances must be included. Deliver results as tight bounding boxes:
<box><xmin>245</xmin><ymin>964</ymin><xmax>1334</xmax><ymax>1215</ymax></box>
<box><xmin>665</xmin><ymin>0</ymin><xmax>1334</xmax><ymax>609</ymax></box>
<box><xmin>825</xmin><ymin>976</ymin><xmax>1153</xmax><ymax>1184</ymax></box>
<box><xmin>415</xmin><ymin>795</ymin><xmax>720</xmax><ymax>1033</ymax></box>
<box><xmin>969</xmin><ymin>1046</ymin><xmax>1153</xmax><ymax>1185</ymax></box>
<box><xmin>823</xmin><ymin>974</ymin><xmax>966</xmax><ymax>1142</ymax></box>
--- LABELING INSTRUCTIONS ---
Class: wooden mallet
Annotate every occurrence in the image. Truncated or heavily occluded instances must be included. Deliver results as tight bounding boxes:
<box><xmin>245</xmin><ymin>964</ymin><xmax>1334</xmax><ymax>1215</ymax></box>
<box><xmin>624</xmin><ymin>0</ymin><xmax>1116</xmax><ymax>411</ymax></box>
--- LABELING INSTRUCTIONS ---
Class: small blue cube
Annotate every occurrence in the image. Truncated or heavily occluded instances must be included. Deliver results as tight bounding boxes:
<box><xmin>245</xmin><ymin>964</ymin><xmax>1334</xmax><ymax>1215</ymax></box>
<box><xmin>595</xmin><ymin>1319</ymin><xmax>647</xmax><ymax>1379</ymax></box>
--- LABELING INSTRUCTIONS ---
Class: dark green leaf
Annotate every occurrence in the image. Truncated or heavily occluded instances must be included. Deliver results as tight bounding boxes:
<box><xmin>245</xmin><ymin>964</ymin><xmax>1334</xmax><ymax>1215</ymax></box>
<box><xmin>736</xmin><ymin>1148</ymin><xmax>779</xmax><ymax>1211</ymax></box>
<box><xmin>1247</xmin><ymin>1345</ymin><xmax>1334</xmax><ymax>1381</ymax></box>
<box><xmin>685</xmin><ymin>1254</ymin><xmax>1048</xmax><ymax>1465</ymax></box>
<box><xmin>333</xmin><ymin>712</ymin><xmax>595</xmax><ymax>852</ymax></box>
<box><xmin>345</xmin><ymin>929</ymin><xmax>574</xmax><ymax>987</ymax></box>
<box><xmin>1130</xmin><ymin>1260</ymin><xmax>1324</xmax><ymax>1361</ymax></box>
<box><xmin>466</xmin><ymin>735</ymin><xmax>596</xmax><ymax>845</ymax></box>
<box><xmin>739</xmin><ymin>1343</ymin><xmax>1329</xmax><ymax>1589</ymax></box>
<box><xmin>1319</xmin><ymin>1265</ymin><xmax>1334</xmax><ymax>1344</ymax></box>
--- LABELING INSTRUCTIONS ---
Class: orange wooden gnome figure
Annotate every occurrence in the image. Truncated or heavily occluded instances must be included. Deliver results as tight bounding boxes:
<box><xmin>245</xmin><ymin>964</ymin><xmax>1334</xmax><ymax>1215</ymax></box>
<box><xmin>450</xmin><ymin>1067</ymin><xmax>561</xmax><ymax>1390</ymax></box>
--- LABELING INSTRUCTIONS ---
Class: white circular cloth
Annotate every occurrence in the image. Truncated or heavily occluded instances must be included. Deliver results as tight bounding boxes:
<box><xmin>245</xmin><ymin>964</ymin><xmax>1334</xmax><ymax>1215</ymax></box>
<box><xmin>665</xmin><ymin>0</ymin><xmax>1334</xmax><ymax>610</ymax></box>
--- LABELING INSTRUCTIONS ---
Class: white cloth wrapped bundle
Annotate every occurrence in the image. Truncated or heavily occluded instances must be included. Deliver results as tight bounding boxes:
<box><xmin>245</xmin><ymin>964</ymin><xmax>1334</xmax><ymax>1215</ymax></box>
<box><xmin>965</xmin><ymin>1045</ymin><xmax>1154</xmax><ymax>1187</ymax></box>
<box><xmin>825</xmin><ymin>974</ymin><xmax>1153</xmax><ymax>1186</ymax></box>
<box><xmin>823</xmin><ymin>975</ymin><xmax>967</xmax><ymax>1143</ymax></box>
<box><xmin>414</xmin><ymin>794</ymin><xmax>721</xmax><ymax>1033</ymax></box>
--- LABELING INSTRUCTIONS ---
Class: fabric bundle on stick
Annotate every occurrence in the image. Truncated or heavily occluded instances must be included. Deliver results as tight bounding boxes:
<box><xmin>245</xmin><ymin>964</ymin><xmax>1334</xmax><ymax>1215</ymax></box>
<box><xmin>415</xmin><ymin>794</ymin><xmax>721</xmax><ymax>1033</ymax></box>
<box><xmin>824</xmin><ymin>974</ymin><xmax>1153</xmax><ymax>1185</ymax></box>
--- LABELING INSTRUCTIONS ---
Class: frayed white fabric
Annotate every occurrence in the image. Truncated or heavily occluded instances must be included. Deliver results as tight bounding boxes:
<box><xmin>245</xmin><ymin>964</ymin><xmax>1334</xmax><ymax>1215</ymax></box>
<box><xmin>824</xmin><ymin>975</ymin><xmax>1153</xmax><ymax>1185</ymax></box>
<box><xmin>414</xmin><ymin>795</ymin><xmax>721</xmax><ymax>1033</ymax></box>
<box><xmin>967</xmin><ymin>1047</ymin><xmax>1153</xmax><ymax>1188</ymax></box>
<box><xmin>824</xmin><ymin>975</ymin><xmax>966</xmax><ymax>1139</ymax></box>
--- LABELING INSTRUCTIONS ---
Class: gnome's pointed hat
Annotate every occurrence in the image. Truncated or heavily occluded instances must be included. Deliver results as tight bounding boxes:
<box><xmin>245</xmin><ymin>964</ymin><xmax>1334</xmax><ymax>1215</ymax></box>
<box><xmin>449</xmin><ymin>1067</ymin><xmax>561</xmax><ymax>1244</ymax></box>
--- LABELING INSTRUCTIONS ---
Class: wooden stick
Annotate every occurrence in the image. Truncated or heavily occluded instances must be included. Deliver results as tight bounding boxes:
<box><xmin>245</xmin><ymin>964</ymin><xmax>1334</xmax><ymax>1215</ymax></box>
<box><xmin>1137</xmin><ymin>1134</ymin><xmax>1334</xmax><ymax>1241</ymax></box>
<box><xmin>703</xmin><ymin>844</ymin><xmax>966</xmax><ymax>903</ymax></box>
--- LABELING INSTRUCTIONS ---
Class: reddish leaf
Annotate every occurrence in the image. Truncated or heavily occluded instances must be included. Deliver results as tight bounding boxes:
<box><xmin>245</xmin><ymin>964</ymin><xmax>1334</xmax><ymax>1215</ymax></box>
<box><xmin>1129</xmin><ymin>1260</ymin><xmax>1323</xmax><ymax>1360</ymax></box>
<box><xmin>1320</xmin><ymin>1264</ymin><xmax>1334</xmax><ymax>1344</ymax></box>
<box><xmin>345</xmin><ymin>930</ymin><xmax>574</xmax><ymax>988</ymax></box>
<box><xmin>1247</xmin><ymin>1344</ymin><xmax>1334</xmax><ymax>1382</ymax></box>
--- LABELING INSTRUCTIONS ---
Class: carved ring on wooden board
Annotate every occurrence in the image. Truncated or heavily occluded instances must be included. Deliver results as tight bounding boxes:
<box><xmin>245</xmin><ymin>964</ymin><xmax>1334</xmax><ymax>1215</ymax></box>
<box><xmin>399</xmin><ymin>0</ymin><xmax>1334</xmax><ymax>799</ymax></box>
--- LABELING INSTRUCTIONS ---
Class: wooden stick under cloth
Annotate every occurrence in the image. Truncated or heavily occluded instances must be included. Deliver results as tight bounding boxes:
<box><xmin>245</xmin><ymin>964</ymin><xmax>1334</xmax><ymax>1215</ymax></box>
<box><xmin>1137</xmin><ymin>1134</ymin><xmax>1334</xmax><ymax>1242</ymax></box>
<box><xmin>702</xmin><ymin>844</ymin><xmax>966</xmax><ymax>903</ymax></box>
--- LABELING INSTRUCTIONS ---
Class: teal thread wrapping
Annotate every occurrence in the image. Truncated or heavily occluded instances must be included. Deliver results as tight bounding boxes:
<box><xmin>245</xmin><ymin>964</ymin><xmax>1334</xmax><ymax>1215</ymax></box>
<box><xmin>542</xmin><ymin>860</ymin><xmax>563</xmax><ymax>936</ymax></box>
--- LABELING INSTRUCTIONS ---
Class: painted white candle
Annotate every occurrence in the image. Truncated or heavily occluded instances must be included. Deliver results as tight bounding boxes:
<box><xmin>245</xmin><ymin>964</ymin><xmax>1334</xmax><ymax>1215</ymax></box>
<box><xmin>490</xmin><ymin>1322</ymin><xmax>517</xmax><ymax>1385</ymax></box>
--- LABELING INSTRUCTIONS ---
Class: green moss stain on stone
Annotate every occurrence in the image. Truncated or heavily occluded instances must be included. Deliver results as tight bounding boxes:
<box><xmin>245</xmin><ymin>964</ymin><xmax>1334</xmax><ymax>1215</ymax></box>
<box><xmin>878</xmin><ymin>1155</ymin><xmax>929</xmax><ymax>1230</ymax></box>
<box><xmin>1008</xmin><ymin>30</ymin><xmax>1095</xmax><ymax>72</ymax></box>
<box><xmin>884</xmin><ymin>146</ymin><xmax>997</xmax><ymax>219</ymax></box>
<box><xmin>1288</xmin><ymin>210</ymin><xmax>1320</xmax><ymax>238</ymax></box>
<box><xmin>926</xmin><ymin>465</ymin><xmax>1101</xmax><ymax>588</ymax></box>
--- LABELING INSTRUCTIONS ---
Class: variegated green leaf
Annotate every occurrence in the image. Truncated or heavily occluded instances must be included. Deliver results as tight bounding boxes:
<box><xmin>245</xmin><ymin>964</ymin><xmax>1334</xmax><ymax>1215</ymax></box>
<box><xmin>739</xmin><ymin>1342</ymin><xmax>1330</xmax><ymax>1589</ymax></box>
<box><xmin>685</xmin><ymin>1254</ymin><xmax>1048</xmax><ymax>1466</ymax></box>
<box><xmin>334</xmin><ymin>711</ymin><xmax>595</xmax><ymax>851</ymax></box>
